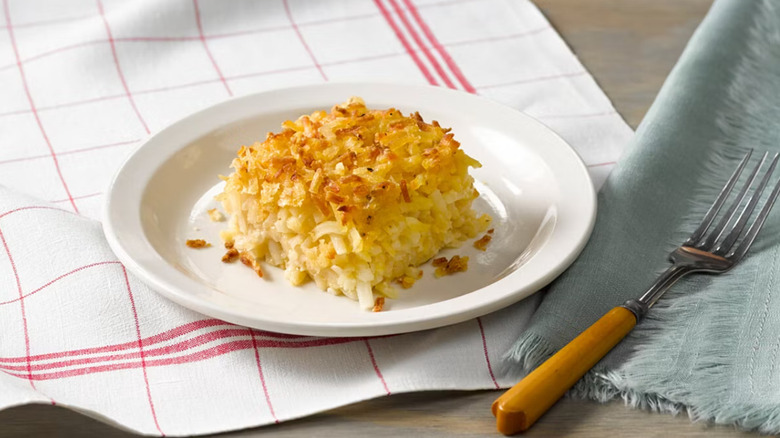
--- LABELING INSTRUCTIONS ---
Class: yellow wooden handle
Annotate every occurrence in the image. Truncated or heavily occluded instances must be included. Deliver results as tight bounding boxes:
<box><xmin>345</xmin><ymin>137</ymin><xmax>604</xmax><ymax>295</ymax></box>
<box><xmin>492</xmin><ymin>306</ymin><xmax>637</xmax><ymax>435</ymax></box>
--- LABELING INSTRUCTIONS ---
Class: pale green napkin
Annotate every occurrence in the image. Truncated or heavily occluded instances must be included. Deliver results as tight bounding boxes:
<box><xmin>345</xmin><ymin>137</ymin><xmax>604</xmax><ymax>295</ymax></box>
<box><xmin>509</xmin><ymin>0</ymin><xmax>780</xmax><ymax>432</ymax></box>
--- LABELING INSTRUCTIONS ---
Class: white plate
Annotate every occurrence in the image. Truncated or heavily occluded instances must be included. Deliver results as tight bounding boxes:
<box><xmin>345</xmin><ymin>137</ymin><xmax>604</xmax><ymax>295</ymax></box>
<box><xmin>104</xmin><ymin>83</ymin><xmax>596</xmax><ymax>337</ymax></box>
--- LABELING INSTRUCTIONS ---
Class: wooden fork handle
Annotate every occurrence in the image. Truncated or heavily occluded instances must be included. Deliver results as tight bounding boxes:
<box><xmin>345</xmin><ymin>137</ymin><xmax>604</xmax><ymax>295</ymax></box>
<box><xmin>492</xmin><ymin>307</ymin><xmax>637</xmax><ymax>435</ymax></box>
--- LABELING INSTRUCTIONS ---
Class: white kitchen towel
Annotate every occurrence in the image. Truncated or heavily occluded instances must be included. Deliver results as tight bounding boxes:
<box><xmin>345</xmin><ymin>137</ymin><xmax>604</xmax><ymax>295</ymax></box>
<box><xmin>0</xmin><ymin>0</ymin><xmax>633</xmax><ymax>435</ymax></box>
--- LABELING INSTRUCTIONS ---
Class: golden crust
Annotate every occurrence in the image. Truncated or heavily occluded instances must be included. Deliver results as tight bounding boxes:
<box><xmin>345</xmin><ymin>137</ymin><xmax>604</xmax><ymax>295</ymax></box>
<box><xmin>220</xmin><ymin>98</ymin><xmax>480</xmax><ymax>232</ymax></box>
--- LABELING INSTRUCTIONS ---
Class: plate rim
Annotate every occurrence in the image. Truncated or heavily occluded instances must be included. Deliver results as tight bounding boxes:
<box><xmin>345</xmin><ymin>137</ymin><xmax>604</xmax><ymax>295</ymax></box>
<box><xmin>103</xmin><ymin>82</ymin><xmax>597</xmax><ymax>336</ymax></box>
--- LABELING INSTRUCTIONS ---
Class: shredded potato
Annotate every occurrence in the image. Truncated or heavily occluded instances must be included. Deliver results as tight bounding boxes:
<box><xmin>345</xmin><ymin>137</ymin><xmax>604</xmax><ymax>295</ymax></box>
<box><xmin>217</xmin><ymin>97</ymin><xmax>490</xmax><ymax>309</ymax></box>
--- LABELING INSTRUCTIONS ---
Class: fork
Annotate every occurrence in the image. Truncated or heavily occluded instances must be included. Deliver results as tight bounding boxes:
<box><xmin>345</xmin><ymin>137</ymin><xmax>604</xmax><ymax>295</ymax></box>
<box><xmin>492</xmin><ymin>150</ymin><xmax>780</xmax><ymax>435</ymax></box>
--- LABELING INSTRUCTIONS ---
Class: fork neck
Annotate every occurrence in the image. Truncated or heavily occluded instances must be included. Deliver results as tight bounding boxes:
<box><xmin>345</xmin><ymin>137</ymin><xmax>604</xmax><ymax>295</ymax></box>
<box><xmin>622</xmin><ymin>264</ymin><xmax>691</xmax><ymax>321</ymax></box>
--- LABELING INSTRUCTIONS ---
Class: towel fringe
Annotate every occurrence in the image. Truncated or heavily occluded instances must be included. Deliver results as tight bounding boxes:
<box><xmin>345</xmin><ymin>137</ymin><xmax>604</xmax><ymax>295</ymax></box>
<box><xmin>504</xmin><ymin>0</ymin><xmax>780</xmax><ymax>433</ymax></box>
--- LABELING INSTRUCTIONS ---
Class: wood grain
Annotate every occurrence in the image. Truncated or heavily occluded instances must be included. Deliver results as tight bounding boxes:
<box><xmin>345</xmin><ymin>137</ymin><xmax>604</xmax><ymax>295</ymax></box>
<box><xmin>1</xmin><ymin>1</ymin><xmax>731</xmax><ymax>437</ymax></box>
<box><xmin>534</xmin><ymin>0</ymin><xmax>715</xmax><ymax>128</ymax></box>
<box><xmin>0</xmin><ymin>391</ymin><xmax>758</xmax><ymax>437</ymax></box>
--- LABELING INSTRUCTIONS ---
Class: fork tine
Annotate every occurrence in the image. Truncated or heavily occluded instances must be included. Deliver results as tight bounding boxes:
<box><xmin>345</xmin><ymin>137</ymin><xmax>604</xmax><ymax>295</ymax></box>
<box><xmin>727</xmin><ymin>175</ymin><xmax>780</xmax><ymax>262</ymax></box>
<box><xmin>696</xmin><ymin>151</ymin><xmax>768</xmax><ymax>250</ymax></box>
<box><xmin>685</xmin><ymin>150</ymin><xmax>752</xmax><ymax>245</ymax></box>
<box><xmin>715</xmin><ymin>153</ymin><xmax>780</xmax><ymax>255</ymax></box>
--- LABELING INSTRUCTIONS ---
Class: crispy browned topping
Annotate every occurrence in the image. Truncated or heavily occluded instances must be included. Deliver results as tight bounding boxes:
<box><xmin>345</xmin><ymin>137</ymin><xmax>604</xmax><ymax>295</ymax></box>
<box><xmin>372</xmin><ymin>297</ymin><xmax>385</xmax><ymax>312</ymax></box>
<box><xmin>474</xmin><ymin>234</ymin><xmax>492</xmax><ymax>251</ymax></box>
<box><xmin>222</xmin><ymin>248</ymin><xmax>239</xmax><ymax>262</ymax></box>
<box><xmin>326</xmin><ymin>192</ymin><xmax>345</xmax><ymax>204</ymax></box>
<box><xmin>312</xmin><ymin>197</ymin><xmax>331</xmax><ymax>216</ymax></box>
<box><xmin>400</xmin><ymin>179</ymin><xmax>411</xmax><ymax>203</ymax></box>
<box><xmin>487</xmin><ymin>228</ymin><xmax>495</xmax><ymax>234</ymax></box>
<box><xmin>432</xmin><ymin>257</ymin><xmax>448</xmax><ymax>267</ymax></box>
<box><xmin>353</xmin><ymin>184</ymin><xmax>370</xmax><ymax>197</ymax></box>
<box><xmin>240</xmin><ymin>253</ymin><xmax>264</xmax><ymax>278</ymax></box>
<box><xmin>225</xmin><ymin>240</ymin><xmax>235</xmax><ymax>249</ymax></box>
<box><xmin>218</xmin><ymin>97</ymin><xmax>480</xmax><ymax>232</ymax></box>
<box><xmin>434</xmin><ymin>255</ymin><xmax>469</xmax><ymax>278</ymax></box>
<box><xmin>340</xmin><ymin>174</ymin><xmax>362</xmax><ymax>184</ymax></box>
<box><xmin>216</xmin><ymin>97</ymin><xmax>491</xmax><ymax>308</ymax></box>
<box><xmin>440</xmin><ymin>133</ymin><xmax>460</xmax><ymax>150</ymax></box>
<box><xmin>186</xmin><ymin>239</ymin><xmax>211</xmax><ymax>248</ymax></box>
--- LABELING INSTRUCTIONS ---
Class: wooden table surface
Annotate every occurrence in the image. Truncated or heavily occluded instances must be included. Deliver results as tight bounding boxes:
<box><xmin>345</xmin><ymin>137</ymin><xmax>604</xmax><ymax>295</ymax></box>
<box><xmin>3</xmin><ymin>1</ymin><xmax>750</xmax><ymax>437</ymax></box>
